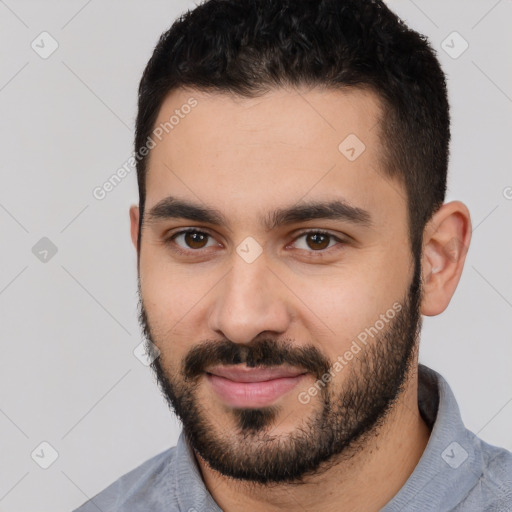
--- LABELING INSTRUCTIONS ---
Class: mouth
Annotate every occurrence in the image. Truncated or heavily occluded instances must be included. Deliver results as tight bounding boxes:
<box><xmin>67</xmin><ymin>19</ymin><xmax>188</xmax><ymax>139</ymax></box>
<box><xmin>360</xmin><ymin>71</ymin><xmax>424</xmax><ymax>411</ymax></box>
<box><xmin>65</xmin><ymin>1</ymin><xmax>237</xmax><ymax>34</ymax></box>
<box><xmin>205</xmin><ymin>365</ymin><xmax>309</xmax><ymax>408</ymax></box>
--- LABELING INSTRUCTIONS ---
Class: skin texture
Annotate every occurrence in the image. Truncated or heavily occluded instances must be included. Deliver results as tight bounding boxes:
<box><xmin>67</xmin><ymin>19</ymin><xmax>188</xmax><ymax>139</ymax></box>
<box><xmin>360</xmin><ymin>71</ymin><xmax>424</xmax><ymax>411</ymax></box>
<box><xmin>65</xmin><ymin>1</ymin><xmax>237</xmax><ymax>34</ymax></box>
<box><xmin>129</xmin><ymin>86</ymin><xmax>472</xmax><ymax>511</ymax></box>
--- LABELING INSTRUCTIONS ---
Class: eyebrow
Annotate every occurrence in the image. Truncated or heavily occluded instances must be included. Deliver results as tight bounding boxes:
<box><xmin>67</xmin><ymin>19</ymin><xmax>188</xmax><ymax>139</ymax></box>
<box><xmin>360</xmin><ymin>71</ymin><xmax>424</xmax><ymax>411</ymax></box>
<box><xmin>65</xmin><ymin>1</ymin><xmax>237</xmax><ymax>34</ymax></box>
<box><xmin>144</xmin><ymin>195</ymin><xmax>372</xmax><ymax>231</ymax></box>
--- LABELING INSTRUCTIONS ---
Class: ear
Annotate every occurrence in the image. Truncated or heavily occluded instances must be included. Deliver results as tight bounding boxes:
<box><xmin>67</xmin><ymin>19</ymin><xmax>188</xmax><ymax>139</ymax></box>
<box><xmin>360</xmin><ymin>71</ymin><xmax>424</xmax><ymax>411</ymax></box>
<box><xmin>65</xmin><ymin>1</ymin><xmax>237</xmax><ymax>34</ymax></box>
<box><xmin>420</xmin><ymin>201</ymin><xmax>472</xmax><ymax>316</ymax></box>
<box><xmin>129</xmin><ymin>205</ymin><xmax>140</xmax><ymax>252</ymax></box>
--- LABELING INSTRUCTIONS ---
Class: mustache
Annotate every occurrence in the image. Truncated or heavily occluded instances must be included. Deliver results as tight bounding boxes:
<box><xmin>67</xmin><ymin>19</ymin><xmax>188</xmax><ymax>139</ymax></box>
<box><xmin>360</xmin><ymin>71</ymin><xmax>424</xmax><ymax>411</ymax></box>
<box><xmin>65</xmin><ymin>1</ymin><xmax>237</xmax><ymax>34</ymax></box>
<box><xmin>181</xmin><ymin>338</ymin><xmax>332</xmax><ymax>382</ymax></box>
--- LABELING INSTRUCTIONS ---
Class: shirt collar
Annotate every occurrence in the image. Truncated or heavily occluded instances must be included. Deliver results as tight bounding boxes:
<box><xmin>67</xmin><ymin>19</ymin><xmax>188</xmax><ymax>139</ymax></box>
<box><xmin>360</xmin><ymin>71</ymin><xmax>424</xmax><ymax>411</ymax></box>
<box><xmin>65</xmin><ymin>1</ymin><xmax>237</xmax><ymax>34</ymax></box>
<box><xmin>382</xmin><ymin>364</ymin><xmax>482</xmax><ymax>510</ymax></box>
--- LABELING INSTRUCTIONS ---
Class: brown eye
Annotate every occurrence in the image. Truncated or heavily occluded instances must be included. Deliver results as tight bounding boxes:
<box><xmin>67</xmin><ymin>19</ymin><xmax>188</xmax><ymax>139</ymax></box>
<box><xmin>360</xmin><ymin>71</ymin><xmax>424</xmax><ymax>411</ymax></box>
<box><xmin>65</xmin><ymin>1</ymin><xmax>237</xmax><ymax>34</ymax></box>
<box><xmin>169</xmin><ymin>230</ymin><xmax>216</xmax><ymax>252</ymax></box>
<box><xmin>292</xmin><ymin>230</ymin><xmax>342</xmax><ymax>253</ymax></box>
<box><xmin>183</xmin><ymin>231</ymin><xmax>209</xmax><ymax>249</ymax></box>
<box><xmin>305</xmin><ymin>232</ymin><xmax>331</xmax><ymax>250</ymax></box>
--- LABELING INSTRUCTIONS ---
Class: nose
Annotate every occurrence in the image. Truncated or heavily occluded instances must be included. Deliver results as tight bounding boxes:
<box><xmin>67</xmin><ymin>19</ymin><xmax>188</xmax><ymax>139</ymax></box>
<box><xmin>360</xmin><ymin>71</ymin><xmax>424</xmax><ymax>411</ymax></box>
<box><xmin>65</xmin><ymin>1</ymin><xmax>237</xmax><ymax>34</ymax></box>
<box><xmin>207</xmin><ymin>253</ymin><xmax>292</xmax><ymax>344</ymax></box>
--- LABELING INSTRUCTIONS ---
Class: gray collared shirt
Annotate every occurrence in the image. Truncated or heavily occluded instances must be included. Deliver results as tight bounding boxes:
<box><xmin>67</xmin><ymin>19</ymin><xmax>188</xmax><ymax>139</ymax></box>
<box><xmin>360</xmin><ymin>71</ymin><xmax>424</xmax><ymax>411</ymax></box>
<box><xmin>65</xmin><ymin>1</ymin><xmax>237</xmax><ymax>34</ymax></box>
<box><xmin>74</xmin><ymin>364</ymin><xmax>512</xmax><ymax>511</ymax></box>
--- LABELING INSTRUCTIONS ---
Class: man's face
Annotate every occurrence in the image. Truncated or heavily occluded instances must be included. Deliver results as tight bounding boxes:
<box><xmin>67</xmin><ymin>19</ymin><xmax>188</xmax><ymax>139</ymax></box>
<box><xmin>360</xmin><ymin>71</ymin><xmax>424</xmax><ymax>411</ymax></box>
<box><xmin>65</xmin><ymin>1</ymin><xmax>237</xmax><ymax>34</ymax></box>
<box><xmin>133</xmin><ymin>86</ymin><xmax>421</xmax><ymax>483</ymax></box>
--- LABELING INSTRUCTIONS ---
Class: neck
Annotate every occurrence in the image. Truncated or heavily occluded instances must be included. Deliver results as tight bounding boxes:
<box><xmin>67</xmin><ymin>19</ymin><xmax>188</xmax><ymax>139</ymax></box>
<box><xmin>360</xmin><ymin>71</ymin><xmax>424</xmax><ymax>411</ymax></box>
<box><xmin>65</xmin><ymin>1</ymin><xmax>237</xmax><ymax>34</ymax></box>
<box><xmin>194</xmin><ymin>364</ymin><xmax>431</xmax><ymax>512</ymax></box>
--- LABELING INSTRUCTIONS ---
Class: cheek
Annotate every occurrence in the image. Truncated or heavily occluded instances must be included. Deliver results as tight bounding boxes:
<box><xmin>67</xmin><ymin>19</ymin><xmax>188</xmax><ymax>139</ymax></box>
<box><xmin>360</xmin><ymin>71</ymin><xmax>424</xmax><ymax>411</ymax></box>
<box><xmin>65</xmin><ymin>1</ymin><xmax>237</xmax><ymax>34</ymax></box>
<box><xmin>141</xmin><ymin>248</ymin><xmax>196</xmax><ymax>311</ymax></box>
<box><xmin>295</xmin><ymin>255</ymin><xmax>411</xmax><ymax>356</ymax></box>
<box><xmin>294</xmin><ymin>276</ymin><xmax>381</xmax><ymax>351</ymax></box>
<box><xmin>139</xmin><ymin>257</ymin><xmax>220</xmax><ymax>346</ymax></box>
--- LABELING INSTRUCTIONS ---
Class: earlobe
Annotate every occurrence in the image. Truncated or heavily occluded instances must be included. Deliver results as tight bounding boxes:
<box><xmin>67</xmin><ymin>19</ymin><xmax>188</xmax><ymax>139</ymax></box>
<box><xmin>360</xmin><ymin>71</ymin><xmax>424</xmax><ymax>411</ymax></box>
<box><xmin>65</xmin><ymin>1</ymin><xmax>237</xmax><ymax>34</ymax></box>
<box><xmin>420</xmin><ymin>201</ymin><xmax>472</xmax><ymax>316</ymax></box>
<box><xmin>129</xmin><ymin>205</ymin><xmax>140</xmax><ymax>252</ymax></box>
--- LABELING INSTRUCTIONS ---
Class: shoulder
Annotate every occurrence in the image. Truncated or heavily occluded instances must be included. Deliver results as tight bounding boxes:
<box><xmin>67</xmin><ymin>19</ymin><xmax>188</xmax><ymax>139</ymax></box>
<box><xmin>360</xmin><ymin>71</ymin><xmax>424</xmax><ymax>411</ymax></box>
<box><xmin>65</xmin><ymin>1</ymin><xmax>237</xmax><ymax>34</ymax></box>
<box><xmin>72</xmin><ymin>446</ymin><xmax>179</xmax><ymax>512</ymax></box>
<box><xmin>457</xmin><ymin>436</ymin><xmax>512</xmax><ymax>511</ymax></box>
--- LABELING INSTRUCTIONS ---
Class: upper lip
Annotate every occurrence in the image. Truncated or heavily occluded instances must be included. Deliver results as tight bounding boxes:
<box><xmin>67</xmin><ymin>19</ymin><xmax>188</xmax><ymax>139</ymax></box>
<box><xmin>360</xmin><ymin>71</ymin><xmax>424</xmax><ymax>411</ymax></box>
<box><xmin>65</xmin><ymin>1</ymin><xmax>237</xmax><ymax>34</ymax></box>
<box><xmin>206</xmin><ymin>365</ymin><xmax>307</xmax><ymax>382</ymax></box>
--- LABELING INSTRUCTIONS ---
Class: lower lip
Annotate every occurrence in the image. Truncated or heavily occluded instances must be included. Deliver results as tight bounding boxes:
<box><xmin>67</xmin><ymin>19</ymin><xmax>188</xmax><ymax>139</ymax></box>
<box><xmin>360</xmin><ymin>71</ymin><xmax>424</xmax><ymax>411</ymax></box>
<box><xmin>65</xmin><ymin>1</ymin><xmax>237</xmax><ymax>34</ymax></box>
<box><xmin>206</xmin><ymin>373</ymin><xmax>308</xmax><ymax>408</ymax></box>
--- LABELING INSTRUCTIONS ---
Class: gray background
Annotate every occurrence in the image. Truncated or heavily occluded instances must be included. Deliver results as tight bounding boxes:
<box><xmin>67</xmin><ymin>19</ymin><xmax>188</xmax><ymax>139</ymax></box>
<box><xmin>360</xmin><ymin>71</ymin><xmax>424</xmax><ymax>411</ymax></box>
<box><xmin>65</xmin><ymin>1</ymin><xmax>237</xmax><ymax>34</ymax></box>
<box><xmin>0</xmin><ymin>1</ymin><xmax>511</xmax><ymax>511</ymax></box>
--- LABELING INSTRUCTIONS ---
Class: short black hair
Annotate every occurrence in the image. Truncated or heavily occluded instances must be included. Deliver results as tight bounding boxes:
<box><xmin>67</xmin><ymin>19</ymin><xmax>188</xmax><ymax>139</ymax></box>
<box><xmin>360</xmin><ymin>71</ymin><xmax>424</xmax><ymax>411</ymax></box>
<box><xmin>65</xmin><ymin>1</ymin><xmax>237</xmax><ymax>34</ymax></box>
<box><xmin>135</xmin><ymin>0</ymin><xmax>450</xmax><ymax>259</ymax></box>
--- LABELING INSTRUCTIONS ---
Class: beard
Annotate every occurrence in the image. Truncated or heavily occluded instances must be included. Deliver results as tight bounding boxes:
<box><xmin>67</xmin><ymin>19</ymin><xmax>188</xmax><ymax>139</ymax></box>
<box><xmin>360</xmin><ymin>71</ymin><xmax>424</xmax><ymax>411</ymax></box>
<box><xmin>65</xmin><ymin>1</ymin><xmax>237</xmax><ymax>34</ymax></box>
<box><xmin>137</xmin><ymin>257</ymin><xmax>423</xmax><ymax>485</ymax></box>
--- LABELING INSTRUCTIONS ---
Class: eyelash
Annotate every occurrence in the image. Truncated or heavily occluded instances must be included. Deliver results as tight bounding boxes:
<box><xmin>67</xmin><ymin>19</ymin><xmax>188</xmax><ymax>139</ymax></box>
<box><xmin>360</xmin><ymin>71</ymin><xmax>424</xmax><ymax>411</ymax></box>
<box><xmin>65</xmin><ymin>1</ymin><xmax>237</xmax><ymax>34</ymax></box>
<box><xmin>164</xmin><ymin>228</ymin><xmax>346</xmax><ymax>258</ymax></box>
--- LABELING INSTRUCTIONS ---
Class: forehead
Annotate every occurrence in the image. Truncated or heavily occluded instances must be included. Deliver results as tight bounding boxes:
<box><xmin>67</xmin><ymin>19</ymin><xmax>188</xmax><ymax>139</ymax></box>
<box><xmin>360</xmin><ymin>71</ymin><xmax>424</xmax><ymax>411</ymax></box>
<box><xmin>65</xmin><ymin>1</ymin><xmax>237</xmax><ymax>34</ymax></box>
<box><xmin>144</xmin><ymin>86</ymin><xmax>406</xmax><ymax>232</ymax></box>
<box><xmin>151</xmin><ymin>85</ymin><xmax>382</xmax><ymax>159</ymax></box>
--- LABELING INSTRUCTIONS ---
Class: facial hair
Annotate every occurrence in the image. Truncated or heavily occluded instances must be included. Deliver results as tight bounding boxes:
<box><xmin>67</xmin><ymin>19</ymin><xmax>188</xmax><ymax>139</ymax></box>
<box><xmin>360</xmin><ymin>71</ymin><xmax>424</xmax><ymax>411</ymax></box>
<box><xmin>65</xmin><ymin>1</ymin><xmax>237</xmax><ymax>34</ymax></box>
<box><xmin>137</xmin><ymin>258</ymin><xmax>422</xmax><ymax>485</ymax></box>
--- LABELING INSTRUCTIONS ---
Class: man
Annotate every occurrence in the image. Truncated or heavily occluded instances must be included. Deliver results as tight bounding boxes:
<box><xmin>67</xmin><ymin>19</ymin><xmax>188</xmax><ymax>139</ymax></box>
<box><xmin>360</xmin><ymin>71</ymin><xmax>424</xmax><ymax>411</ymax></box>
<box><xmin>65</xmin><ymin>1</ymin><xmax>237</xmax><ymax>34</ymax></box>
<box><xmin>75</xmin><ymin>0</ymin><xmax>512</xmax><ymax>510</ymax></box>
